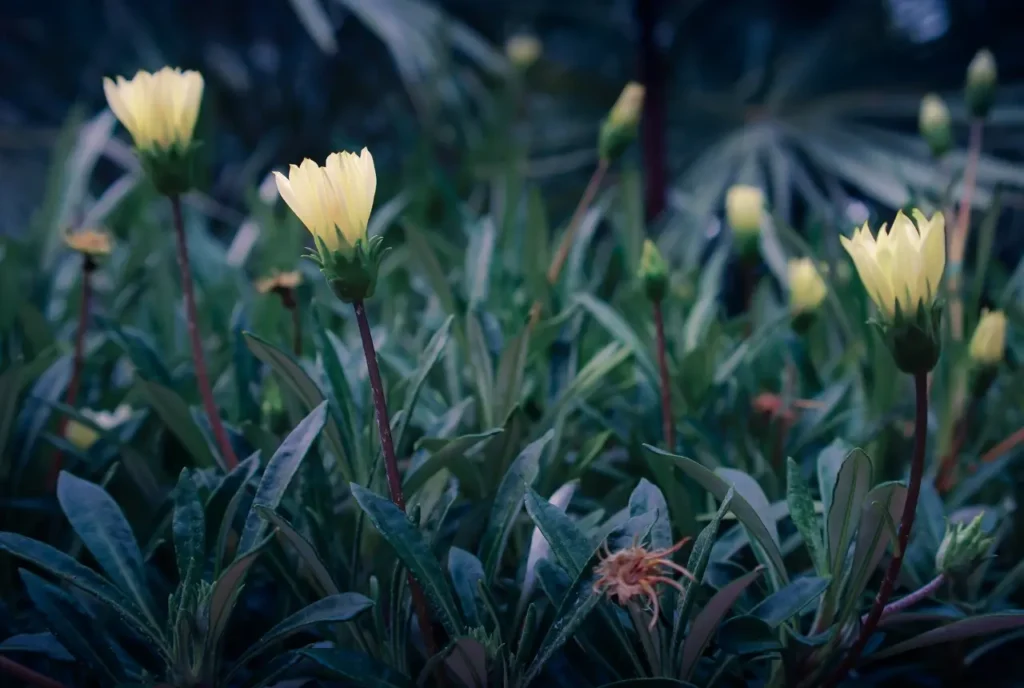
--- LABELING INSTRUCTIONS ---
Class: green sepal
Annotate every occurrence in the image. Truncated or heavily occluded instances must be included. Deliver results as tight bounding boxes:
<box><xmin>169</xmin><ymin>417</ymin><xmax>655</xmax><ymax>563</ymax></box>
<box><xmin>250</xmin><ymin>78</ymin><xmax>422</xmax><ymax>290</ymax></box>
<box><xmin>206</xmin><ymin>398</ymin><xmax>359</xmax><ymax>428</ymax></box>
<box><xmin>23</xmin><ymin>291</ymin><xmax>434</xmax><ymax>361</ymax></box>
<box><xmin>598</xmin><ymin>117</ymin><xmax>638</xmax><ymax>162</ymax></box>
<box><xmin>138</xmin><ymin>140</ymin><xmax>203</xmax><ymax>196</ymax></box>
<box><xmin>308</xmin><ymin>234</ymin><xmax>389</xmax><ymax>303</ymax></box>
<box><xmin>871</xmin><ymin>299</ymin><xmax>943</xmax><ymax>375</ymax></box>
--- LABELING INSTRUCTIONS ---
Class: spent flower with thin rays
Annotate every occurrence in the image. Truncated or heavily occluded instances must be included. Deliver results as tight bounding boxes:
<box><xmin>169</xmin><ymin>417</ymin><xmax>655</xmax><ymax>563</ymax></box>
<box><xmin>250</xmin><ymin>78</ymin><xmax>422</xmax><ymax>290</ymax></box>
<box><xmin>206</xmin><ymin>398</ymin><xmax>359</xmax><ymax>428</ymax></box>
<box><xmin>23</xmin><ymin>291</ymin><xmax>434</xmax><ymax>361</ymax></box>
<box><xmin>594</xmin><ymin>536</ymin><xmax>695</xmax><ymax>629</ymax></box>
<box><xmin>969</xmin><ymin>309</ymin><xmax>1007</xmax><ymax>367</ymax></box>
<box><xmin>274</xmin><ymin>149</ymin><xmax>387</xmax><ymax>302</ymax></box>
<box><xmin>255</xmin><ymin>270</ymin><xmax>303</xmax><ymax>295</ymax></box>
<box><xmin>103</xmin><ymin>67</ymin><xmax>204</xmax><ymax>195</ymax></box>
<box><xmin>64</xmin><ymin>229</ymin><xmax>113</xmax><ymax>257</ymax></box>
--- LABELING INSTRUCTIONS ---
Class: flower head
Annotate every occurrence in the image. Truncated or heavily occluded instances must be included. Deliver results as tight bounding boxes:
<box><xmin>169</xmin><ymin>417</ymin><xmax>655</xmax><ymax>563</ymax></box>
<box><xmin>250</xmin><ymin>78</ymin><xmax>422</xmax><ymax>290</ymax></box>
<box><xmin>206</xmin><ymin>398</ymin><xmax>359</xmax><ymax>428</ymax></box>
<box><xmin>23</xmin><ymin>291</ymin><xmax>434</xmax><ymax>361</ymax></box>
<box><xmin>64</xmin><ymin>229</ymin><xmax>113</xmax><ymax>258</ymax></box>
<box><xmin>966</xmin><ymin>49</ymin><xmax>997</xmax><ymax>118</ymax></box>
<box><xmin>638</xmin><ymin>239</ymin><xmax>668</xmax><ymax>302</ymax></box>
<box><xmin>969</xmin><ymin>309</ymin><xmax>1007</xmax><ymax>367</ymax></box>
<box><xmin>788</xmin><ymin>257</ymin><xmax>827</xmax><ymax>315</ymax></box>
<box><xmin>726</xmin><ymin>185</ymin><xmax>765</xmax><ymax>239</ymax></box>
<box><xmin>64</xmin><ymin>405</ymin><xmax>133</xmax><ymax>451</ymax></box>
<box><xmin>936</xmin><ymin>513</ymin><xmax>993</xmax><ymax>579</ymax></box>
<box><xmin>919</xmin><ymin>94</ymin><xmax>952</xmax><ymax>158</ymax></box>
<box><xmin>593</xmin><ymin>536</ymin><xmax>695</xmax><ymax>629</ymax></box>
<box><xmin>255</xmin><ymin>270</ymin><xmax>303</xmax><ymax>295</ymax></box>
<box><xmin>274</xmin><ymin>149</ymin><xmax>376</xmax><ymax>255</ymax></box>
<box><xmin>103</xmin><ymin>68</ymin><xmax>204</xmax><ymax>151</ymax></box>
<box><xmin>840</xmin><ymin>210</ymin><xmax>945</xmax><ymax>320</ymax></box>
<box><xmin>506</xmin><ymin>34</ymin><xmax>542</xmax><ymax>70</ymax></box>
<box><xmin>599</xmin><ymin>82</ymin><xmax>645</xmax><ymax>161</ymax></box>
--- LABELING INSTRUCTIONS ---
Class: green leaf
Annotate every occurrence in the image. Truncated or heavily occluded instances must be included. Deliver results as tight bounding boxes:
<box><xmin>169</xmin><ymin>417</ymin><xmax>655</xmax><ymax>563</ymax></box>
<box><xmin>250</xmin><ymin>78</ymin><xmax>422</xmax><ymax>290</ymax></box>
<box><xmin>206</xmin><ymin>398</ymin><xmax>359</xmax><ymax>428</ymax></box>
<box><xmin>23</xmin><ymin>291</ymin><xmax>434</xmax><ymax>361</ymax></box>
<box><xmin>628</xmin><ymin>478</ymin><xmax>672</xmax><ymax>551</ymax></box>
<box><xmin>448</xmin><ymin>547</ymin><xmax>485</xmax><ymax>628</ymax></box>
<box><xmin>312</xmin><ymin>309</ymin><xmax>361</xmax><ymax>477</ymax></box>
<box><xmin>237</xmin><ymin>401</ymin><xmax>327</xmax><ymax>556</ymax></box>
<box><xmin>244</xmin><ymin>332</ymin><xmax>350</xmax><ymax>480</ymax></box>
<box><xmin>493</xmin><ymin>328</ymin><xmax>530</xmax><ymax>424</ymax></box>
<box><xmin>842</xmin><ymin>482</ymin><xmax>908</xmax><ymax>619</ymax></box>
<box><xmin>394</xmin><ymin>315</ymin><xmax>453</xmax><ymax>453</ymax></box>
<box><xmin>20</xmin><ymin>570</ymin><xmax>124</xmax><ymax>683</ymax></box>
<box><xmin>750</xmin><ymin>576</ymin><xmax>829</xmax><ymax>628</ymax></box>
<box><xmin>172</xmin><ymin>470</ymin><xmax>206</xmax><ymax>586</ymax></box>
<box><xmin>646</xmin><ymin>446</ymin><xmax>788</xmax><ymax>585</ymax></box>
<box><xmin>786</xmin><ymin>458</ymin><xmax>827</xmax><ymax>575</ymax></box>
<box><xmin>0</xmin><ymin>532</ymin><xmax>160</xmax><ymax>646</ymax></box>
<box><xmin>716</xmin><ymin>615</ymin><xmax>783</xmax><ymax>655</ymax></box>
<box><xmin>573</xmin><ymin>293</ymin><xmax>657</xmax><ymax>384</ymax></box>
<box><xmin>403</xmin><ymin>221</ymin><xmax>458</xmax><ymax>319</ymax></box>
<box><xmin>99</xmin><ymin>318</ymin><xmax>173</xmax><ymax>387</ymax></box>
<box><xmin>135</xmin><ymin>378</ymin><xmax>217</xmax><ymax>468</ymax></box>
<box><xmin>404</xmin><ymin>429</ymin><xmax>502</xmax><ymax>497</ymax></box>
<box><xmin>206</xmin><ymin>543</ymin><xmax>267</xmax><ymax>652</ymax></box>
<box><xmin>815</xmin><ymin>440</ymin><xmax>851</xmax><ymax>525</ymax></box>
<box><xmin>0</xmin><ymin>632</ymin><xmax>73</xmax><ymax>662</ymax></box>
<box><xmin>256</xmin><ymin>506</ymin><xmax>338</xmax><ymax>596</ymax></box>
<box><xmin>480</xmin><ymin>430</ymin><xmax>553</xmax><ymax>579</ymax></box>
<box><xmin>825</xmin><ymin>449</ymin><xmax>871</xmax><ymax>579</ymax></box>
<box><xmin>56</xmin><ymin>472</ymin><xmax>158</xmax><ymax>625</ymax></box>
<box><xmin>596</xmin><ymin>681</ymin><xmax>698</xmax><ymax>688</ymax></box>
<box><xmin>14</xmin><ymin>355</ymin><xmax>70</xmax><ymax>472</ymax></box>
<box><xmin>868</xmin><ymin>613</ymin><xmax>1024</xmax><ymax>661</ymax></box>
<box><xmin>524</xmin><ymin>487</ymin><xmax>594</xmax><ymax>577</ymax></box>
<box><xmin>350</xmin><ymin>483</ymin><xmax>464</xmax><ymax>636</ymax></box>
<box><xmin>301</xmin><ymin>647</ymin><xmax>413</xmax><ymax>688</ymax></box>
<box><xmin>466</xmin><ymin>313</ymin><xmax>496</xmax><ymax>428</ymax></box>
<box><xmin>205</xmin><ymin>451</ymin><xmax>260</xmax><ymax>559</ymax></box>
<box><xmin>229</xmin><ymin>592</ymin><xmax>373</xmax><ymax>676</ymax></box>
<box><xmin>680</xmin><ymin>567</ymin><xmax>764</xmax><ymax>679</ymax></box>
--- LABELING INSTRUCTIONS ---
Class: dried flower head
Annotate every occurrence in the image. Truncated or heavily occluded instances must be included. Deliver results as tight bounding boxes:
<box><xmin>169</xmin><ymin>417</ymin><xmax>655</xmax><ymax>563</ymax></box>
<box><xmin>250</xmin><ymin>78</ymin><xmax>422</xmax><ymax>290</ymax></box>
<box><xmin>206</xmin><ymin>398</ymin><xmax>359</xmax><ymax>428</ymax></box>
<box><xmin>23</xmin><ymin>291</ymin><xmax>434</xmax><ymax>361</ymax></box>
<box><xmin>64</xmin><ymin>229</ymin><xmax>113</xmax><ymax>257</ymax></box>
<box><xmin>255</xmin><ymin>270</ymin><xmax>303</xmax><ymax>295</ymax></box>
<box><xmin>593</xmin><ymin>536</ymin><xmax>695</xmax><ymax>629</ymax></box>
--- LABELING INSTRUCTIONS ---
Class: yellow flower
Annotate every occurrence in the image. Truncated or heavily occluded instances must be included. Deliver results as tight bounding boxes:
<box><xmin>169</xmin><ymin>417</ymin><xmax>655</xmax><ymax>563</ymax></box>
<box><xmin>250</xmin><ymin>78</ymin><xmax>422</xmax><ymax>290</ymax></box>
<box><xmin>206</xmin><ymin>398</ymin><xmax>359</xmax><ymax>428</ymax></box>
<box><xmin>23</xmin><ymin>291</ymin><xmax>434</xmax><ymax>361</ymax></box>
<box><xmin>726</xmin><ymin>185</ymin><xmax>764</xmax><ymax>237</ymax></box>
<box><xmin>506</xmin><ymin>34</ymin><xmax>542</xmax><ymax>69</ymax></box>
<box><xmin>608</xmin><ymin>82</ymin><xmax>645</xmax><ymax>129</ymax></box>
<box><xmin>64</xmin><ymin>405</ymin><xmax>132</xmax><ymax>451</ymax></box>
<box><xmin>255</xmin><ymin>270</ymin><xmax>303</xmax><ymax>295</ymax></box>
<box><xmin>64</xmin><ymin>229</ymin><xmax>113</xmax><ymax>257</ymax></box>
<box><xmin>103</xmin><ymin>67</ymin><xmax>204</xmax><ymax>151</ymax></box>
<box><xmin>840</xmin><ymin>210</ymin><xmax>945</xmax><ymax>320</ymax></box>
<box><xmin>969</xmin><ymin>309</ymin><xmax>1007</xmax><ymax>366</ymax></box>
<box><xmin>788</xmin><ymin>258</ymin><xmax>828</xmax><ymax>314</ymax></box>
<box><xmin>273</xmin><ymin>149</ymin><xmax>377</xmax><ymax>255</ymax></box>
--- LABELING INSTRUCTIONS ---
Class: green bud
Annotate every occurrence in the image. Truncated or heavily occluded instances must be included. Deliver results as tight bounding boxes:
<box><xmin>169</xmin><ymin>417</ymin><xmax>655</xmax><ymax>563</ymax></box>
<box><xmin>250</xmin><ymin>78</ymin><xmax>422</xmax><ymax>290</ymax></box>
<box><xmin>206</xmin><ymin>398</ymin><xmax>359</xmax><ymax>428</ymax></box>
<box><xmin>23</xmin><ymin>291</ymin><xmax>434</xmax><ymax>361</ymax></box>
<box><xmin>638</xmin><ymin>239</ymin><xmax>668</xmax><ymax>302</ymax></box>
<box><xmin>139</xmin><ymin>140</ymin><xmax>203</xmax><ymax>196</ymax></box>
<box><xmin>965</xmin><ymin>49</ymin><xmax>997</xmax><ymax>119</ymax></box>
<box><xmin>871</xmin><ymin>299</ymin><xmax>943</xmax><ymax>375</ymax></box>
<box><xmin>598</xmin><ymin>82</ymin><xmax>644</xmax><ymax>161</ymax></box>
<box><xmin>308</xmin><ymin>234</ymin><xmax>388</xmax><ymax>303</ymax></box>
<box><xmin>935</xmin><ymin>514</ymin><xmax>993</xmax><ymax>579</ymax></box>
<box><xmin>919</xmin><ymin>93</ymin><xmax>952</xmax><ymax>158</ymax></box>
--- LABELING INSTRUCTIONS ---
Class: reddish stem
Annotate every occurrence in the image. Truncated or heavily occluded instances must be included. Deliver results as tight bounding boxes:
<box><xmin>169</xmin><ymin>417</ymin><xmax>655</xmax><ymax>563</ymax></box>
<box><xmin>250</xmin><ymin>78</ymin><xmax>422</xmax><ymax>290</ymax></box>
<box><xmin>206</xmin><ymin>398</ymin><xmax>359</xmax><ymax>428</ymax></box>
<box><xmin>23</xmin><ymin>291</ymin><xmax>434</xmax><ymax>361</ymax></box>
<box><xmin>652</xmin><ymin>299</ymin><xmax>674</xmax><ymax>450</ymax></box>
<box><xmin>869</xmin><ymin>573</ymin><xmax>945</xmax><ymax>624</ymax></box>
<box><xmin>822</xmin><ymin>371</ymin><xmax>929</xmax><ymax>687</ymax></box>
<box><xmin>280</xmin><ymin>288</ymin><xmax>302</xmax><ymax>357</ymax></box>
<box><xmin>48</xmin><ymin>256</ymin><xmax>93</xmax><ymax>490</ymax></box>
<box><xmin>0</xmin><ymin>656</ymin><xmax>68</xmax><ymax>688</ymax></box>
<box><xmin>978</xmin><ymin>426</ymin><xmax>1024</xmax><ymax>466</ymax></box>
<box><xmin>170</xmin><ymin>195</ymin><xmax>239</xmax><ymax>470</ymax></box>
<box><xmin>353</xmin><ymin>299</ymin><xmax>439</xmax><ymax>659</ymax></box>
<box><xmin>949</xmin><ymin>119</ymin><xmax>984</xmax><ymax>342</ymax></box>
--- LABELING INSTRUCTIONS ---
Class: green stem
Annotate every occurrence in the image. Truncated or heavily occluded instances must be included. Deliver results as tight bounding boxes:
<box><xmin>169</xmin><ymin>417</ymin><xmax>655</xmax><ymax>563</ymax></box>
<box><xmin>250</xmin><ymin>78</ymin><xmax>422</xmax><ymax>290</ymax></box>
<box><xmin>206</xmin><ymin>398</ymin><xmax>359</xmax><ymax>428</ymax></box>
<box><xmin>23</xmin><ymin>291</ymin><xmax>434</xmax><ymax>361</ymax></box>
<box><xmin>170</xmin><ymin>195</ymin><xmax>239</xmax><ymax>470</ymax></box>
<box><xmin>822</xmin><ymin>371</ymin><xmax>929</xmax><ymax>687</ymax></box>
<box><xmin>652</xmin><ymin>299</ymin><xmax>674</xmax><ymax>450</ymax></box>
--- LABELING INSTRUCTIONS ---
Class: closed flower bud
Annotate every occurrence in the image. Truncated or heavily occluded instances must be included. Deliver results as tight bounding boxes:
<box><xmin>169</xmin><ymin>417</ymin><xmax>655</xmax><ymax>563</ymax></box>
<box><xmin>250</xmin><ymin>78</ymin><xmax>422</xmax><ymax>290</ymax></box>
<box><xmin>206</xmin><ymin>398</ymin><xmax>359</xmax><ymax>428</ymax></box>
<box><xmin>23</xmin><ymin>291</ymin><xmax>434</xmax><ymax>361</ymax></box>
<box><xmin>935</xmin><ymin>514</ymin><xmax>993</xmax><ymax>579</ymax></box>
<box><xmin>919</xmin><ymin>94</ymin><xmax>952</xmax><ymax>158</ymax></box>
<box><xmin>969</xmin><ymin>309</ymin><xmax>1006</xmax><ymax>367</ymax></box>
<box><xmin>841</xmin><ymin>210</ymin><xmax>945</xmax><ymax>373</ymax></box>
<box><xmin>638</xmin><ymin>239</ymin><xmax>668</xmax><ymax>302</ymax></box>
<box><xmin>103</xmin><ymin>67</ymin><xmax>204</xmax><ymax>195</ymax></box>
<box><xmin>506</xmin><ymin>34</ymin><xmax>542</xmax><ymax>70</ymax></box>
<box><xmin>726</xmin><ymin>185</ymin><xmax>764</xmax><ymax>258</ymax></box>
<box><xmin>788</xmin><ymin>258</ymin><xmax>827</xmax><ymax>315</ymax></box>
<box><xmin>274</xmin><ymin>148</ymin><xmax>387</xmax><ymax>302</ymax></box>
<box><xmin>598</xmin><ymin>82</ymin><xmax>645</xmax><ymax>161</ymax></box>
<box><xmin>965</xmin><ymin>49</ymin><xmax>997</xmax><ymax>118</ymax></box>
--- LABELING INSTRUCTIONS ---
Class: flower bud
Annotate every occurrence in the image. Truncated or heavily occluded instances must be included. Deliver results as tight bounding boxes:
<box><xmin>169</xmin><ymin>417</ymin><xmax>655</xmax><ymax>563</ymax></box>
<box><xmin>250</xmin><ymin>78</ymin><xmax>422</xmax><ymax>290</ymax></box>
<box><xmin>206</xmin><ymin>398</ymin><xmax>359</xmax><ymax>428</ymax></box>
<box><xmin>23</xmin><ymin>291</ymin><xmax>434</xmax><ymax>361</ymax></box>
<box><xmin>598</xmin><ymin>82</ymin><xmax>645</xmax><ymax>161</ymax></box>
<box><xmin>919</xmin><ymin>94</ymin><xmax>952</xmax><ymax>159</ymax></box>
<box><xmin>506</xmin><ymin>34</ymin><xmax>542</xmax><ymax>70</ymax></box>
<box><xmin>965</xmin><ymin>49</ymin><xmax>997</xmax><ymax>119</ymax></box>
<box><xmin>638</xmin><ymin>239</ymin><xmax>668</xmax><ymax>302</ymax></box>
<box><xmin>725</xmin><ymin>185</ymin><xmax>764</xmax><ymax>258</ymax></box>
<box><xmin>788</xmin><ymin>258</ymin><xmax>828</xmax><ymax>316</ymax></box>
<box><xmin>935</xmin><ymin>514</ymin><xmax>993</xmax><ymax>579</ymax></box>
<box><xmin>969</xmin><ymin>309</ymin><xmax>1006</xmax><ymax>367</ymax></box>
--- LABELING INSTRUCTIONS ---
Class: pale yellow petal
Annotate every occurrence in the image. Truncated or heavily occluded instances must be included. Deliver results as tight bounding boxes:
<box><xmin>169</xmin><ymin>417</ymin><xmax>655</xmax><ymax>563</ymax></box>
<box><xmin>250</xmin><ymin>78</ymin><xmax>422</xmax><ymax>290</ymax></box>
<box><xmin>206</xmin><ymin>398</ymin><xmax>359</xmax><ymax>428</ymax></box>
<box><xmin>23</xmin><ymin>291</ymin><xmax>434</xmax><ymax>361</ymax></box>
<box><xmin>916</xmin><ymin>210</ymin><xmax>945</xmax><ymax>302</ymax></box>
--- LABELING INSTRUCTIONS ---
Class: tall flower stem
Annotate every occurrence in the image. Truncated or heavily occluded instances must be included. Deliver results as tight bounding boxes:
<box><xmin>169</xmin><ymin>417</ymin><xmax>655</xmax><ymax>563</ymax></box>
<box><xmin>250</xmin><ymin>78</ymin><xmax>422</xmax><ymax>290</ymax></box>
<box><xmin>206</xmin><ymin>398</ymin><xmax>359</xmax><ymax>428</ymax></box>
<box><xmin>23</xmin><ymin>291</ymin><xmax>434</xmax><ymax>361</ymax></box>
<box><xmin>948</xmin><ymin>119</ymin><xmax>984</xmax><ymax>342</ymax></box>
<box><xmin>48</xmin><ymin>255</ymin><xmax>94</xmax><ymax>490</ymax></box>
<box><xmin>170</xmin><ymin>195</ymin><xmax>238</xmax><ymax>470</ymax></box>
<box><xmin>280</xmin><ymin>288</ymin><xmax>302</xmax><ymax>357</ymax></box>
<box><xmin>528</xmin><ymin>159</ymin><xmax>609</xmax><ymax>329</ymax></box>
<box><xmin>652</xmin><ymin>299</ymin><xmax>674</xmax><ymax>450</ymax></box>
<box><xmin>353</xmin><ymin>299</ymin><xmax>439</xmax><ymax>659</ymax></box>
<box><xmin>822</xmin><ymin>371</ymin><xmax>929</xmax><ymax>688</ymax></box>
<box><xmin>0</xmin><ymin>656</ymin><xmax>67</xmax><ymax>688</ymax></box>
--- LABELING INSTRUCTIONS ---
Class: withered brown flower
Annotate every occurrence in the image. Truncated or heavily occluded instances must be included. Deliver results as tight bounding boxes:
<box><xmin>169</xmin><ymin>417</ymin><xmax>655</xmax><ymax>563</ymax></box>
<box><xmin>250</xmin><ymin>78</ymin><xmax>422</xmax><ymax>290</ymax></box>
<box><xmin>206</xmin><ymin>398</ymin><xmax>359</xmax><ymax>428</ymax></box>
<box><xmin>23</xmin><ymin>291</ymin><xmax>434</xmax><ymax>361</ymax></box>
<box><xmin>593</xmin><ymin>536</ymin><xmax>696</xmax><ymax>629</ymax></box>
